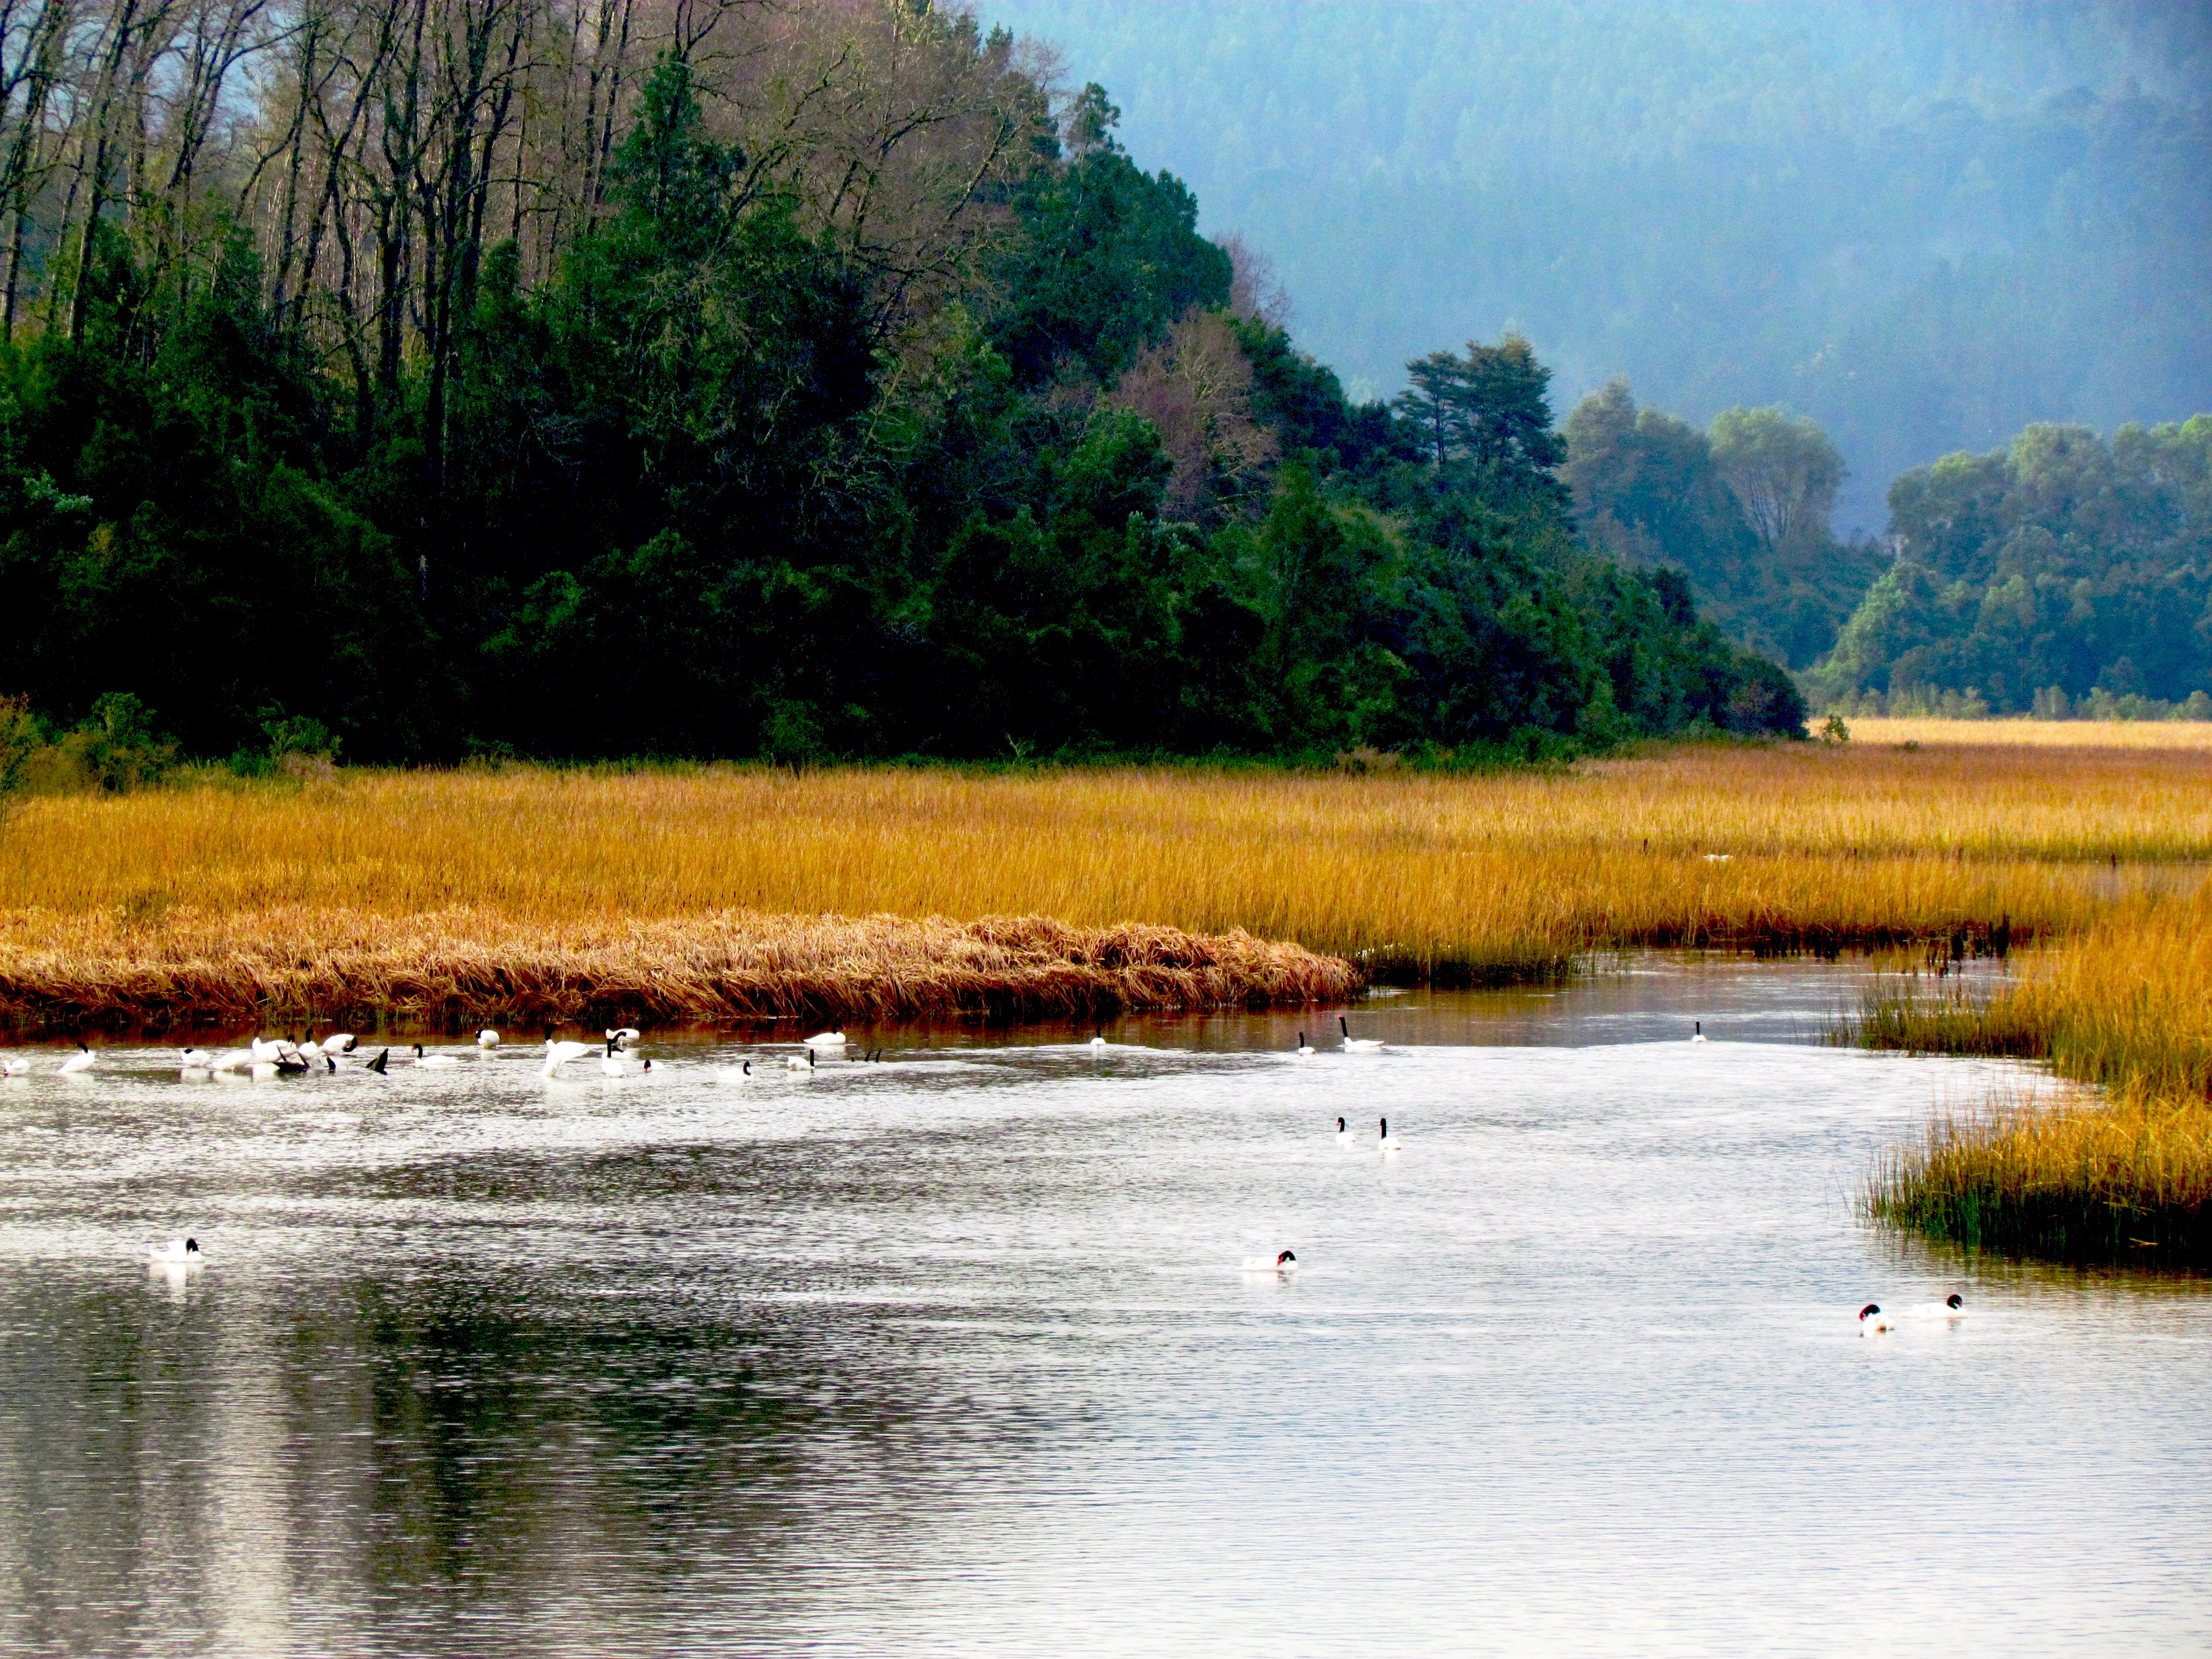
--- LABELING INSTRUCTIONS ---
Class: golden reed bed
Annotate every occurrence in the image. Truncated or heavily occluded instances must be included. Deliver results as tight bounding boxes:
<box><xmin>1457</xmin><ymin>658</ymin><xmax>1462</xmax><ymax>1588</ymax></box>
<box><xmin>0</xmin><ymin>735</ymin><xmax>2204</xmax><ymax>1031</ymax></box>
<box><xmin>0</xmin><ymin>907</ymin><xmax>1352</xmax><ymax>1031</ymax></box>
<box><xmin>1840</xmin><ymin>717</ymin><xmax>2212</xmax><ymax>750</ymax></box>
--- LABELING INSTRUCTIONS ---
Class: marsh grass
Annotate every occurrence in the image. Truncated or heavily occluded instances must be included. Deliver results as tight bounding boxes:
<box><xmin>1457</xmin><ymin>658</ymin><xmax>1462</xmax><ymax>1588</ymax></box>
<box><xmin>1860</xmin><ymin>892</ymin><xmax>2212</xmax><ymax>1265</ymax></box>
<box><xmin>0</xmin><ymin>740</ymin><xmax>2205</xmax><ymax>1034</ymax></box>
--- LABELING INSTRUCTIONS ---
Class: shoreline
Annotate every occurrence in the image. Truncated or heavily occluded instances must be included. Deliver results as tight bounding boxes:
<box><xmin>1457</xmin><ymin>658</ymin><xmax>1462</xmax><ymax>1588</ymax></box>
<box><xmin>0</xmin><ymin>908</ymin><xmax>1359</xmax><ymax>1036</ymax></box>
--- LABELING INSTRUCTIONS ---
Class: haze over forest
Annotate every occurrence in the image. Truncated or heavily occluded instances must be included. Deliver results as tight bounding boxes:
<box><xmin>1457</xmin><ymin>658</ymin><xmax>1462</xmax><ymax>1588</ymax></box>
<box><xmin>984</xmin><ymin>0</ymin><xmax>2212</xmax><ymax>534</ymax></box>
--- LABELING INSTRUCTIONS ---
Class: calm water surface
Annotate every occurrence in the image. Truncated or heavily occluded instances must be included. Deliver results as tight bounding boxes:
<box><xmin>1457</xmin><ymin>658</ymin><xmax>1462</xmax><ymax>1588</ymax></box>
<box><xmin>1</xmin><ymin>957</ymin><xmax>2205</xmax><ymax>1655</ymax></box>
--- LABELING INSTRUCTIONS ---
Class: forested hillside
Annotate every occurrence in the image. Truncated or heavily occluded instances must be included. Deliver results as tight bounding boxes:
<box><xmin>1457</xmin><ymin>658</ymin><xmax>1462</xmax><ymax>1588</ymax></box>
<box><xmin>986</xmin><ymin>0</ymin><xmax>2212</xmax><ymax>535</ymax></box>
<box><xmin>1809</xmin><ymin>419</ymin><xmax>2212</xmax><ymax>715</ymax></box>
<box><xmin>0</xmin><ymin>2</ymin><xmax>1799</xmax><ymax>768</ymax></box>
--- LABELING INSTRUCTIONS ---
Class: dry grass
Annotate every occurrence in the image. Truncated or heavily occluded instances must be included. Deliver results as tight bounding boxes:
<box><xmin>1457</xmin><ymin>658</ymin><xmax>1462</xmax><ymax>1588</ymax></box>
<box><xmin>0</xmin><ymin>906</ymin><xmax>1354</xmax><ymax>1032</ymax></box>
<box><xmin>1841</xmin><ymin>717</ymin><xmax>2212</xmax><ymax>750</ymax></box>
<box><xmin>1862</xmin><ymin>889</ymin><xmax>2212</xmax><ymax>1265</ymax></box>
<box><xmin>0</xmin><ymin>738</ymin><xmax>2204</xmax><ymax>1030</ymax></box>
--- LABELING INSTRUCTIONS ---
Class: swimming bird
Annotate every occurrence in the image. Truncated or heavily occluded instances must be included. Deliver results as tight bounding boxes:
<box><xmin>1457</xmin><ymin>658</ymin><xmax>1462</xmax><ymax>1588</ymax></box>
<box><xmin>786</xmin><ymin>1048</ymin><xmax>816</xmax><ymax>1072</ymax></box>
<box><xmin>1089</xmin><ymin>1029</ymin><xmax>1107</xmax><ymax>1049</ymax></box>
<box><xmin>714</xmin><ymin>1061</ymin><xmax>754</xmax><ymax>1083</ymax></box>
<box><xmin>0</xmin><ymin>1054</ymin><xmax>28</xmax><ymax>1075</ymax></box>
<box><xmin>250</xmin><ymin>1035</ymin><xmax>297</xmax><ymax>1065</ymax></box>
<box><xmin>1901</xmin><ymin>1293</ymin><xmax>1966</xmax><ymax>1319</ymax></box>
<box><xmin>478</xmin><ymin>1029</ymin><xmax>500</xmax><ymax>1049</ymax></box>
<box><xmin>543</xmin><ymin>1031</ymin><xmax>598</xmax><ymax>1067</ymax></box>
<box><xmin>59</xmin><ymin>1042</ymin><xmax>95</xmax><ymax>1074</ymax></box>
<box><xmin>209</xmin><ymin>1048</ymin><xmax>254</xmax><ymax>1073</ymax></box>
<box><xmin>606</xmin><ymin>1027</ymin><xmax>642</xmax><ymax>1051</ymax></box>
<box><xmin>803</xmin><ymin>1030</ymin><xmax>847</xmax><ymax>1048</ymax></box>
<box><xmin>1339</xmin><ymin>1017</ymin><xmax>1384</xmax><ymax>1053</ymax></box>
<box><xmin>1335</xmin><ymin>1115</ymin><xmax>1352</xmax><ymax>1145</ymax></box>
<box><xmin>366</xmin><ymin>1048</ymin><xmax>390</xmax><ymax>1075</ymax></box>
<box><xmin>1241</xmin><ymin>1249</ymin><xmax>1299</xmax><ymax>1272</ymax></box>
<box><xmin>310</xmin><ymin>1032</ymin><xmax>357</xmax><ymax>1056</ymax></box>
<box><xmin>1858</xmin><ymin>1303</ymin><xmax>1896</xmax><ymax>1332</ymax></box>
<box><xmin>1297</xmin><ymin>1032</ymin><xmax>1314</xmax><ymax>1056</ymax></box>
<box><xmin>147</xmin><ymin>1237</ymin><xmax>201</xmax><ymax>1266</ymax></box>
<box><xmin>413</xmin><ymin>1044</ymin><xmax>458</xmax><ymax>1070</ymax></box>
<box><xmin>1692</xmin><ymin>1021</ymin><xmax>1709</xmax><ymax>1044</ymax></box>
<box><xmin>1379</xmin><ymin>1116</ymin><xmax>1401</xmax><ymax>1153</ymax></box>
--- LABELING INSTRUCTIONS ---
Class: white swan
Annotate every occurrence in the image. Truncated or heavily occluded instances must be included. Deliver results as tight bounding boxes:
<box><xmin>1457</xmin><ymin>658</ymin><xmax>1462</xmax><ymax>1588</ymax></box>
<box><xmin>786</xmin><ymin>1048</ymin><xmax>816</xmax><ymax>1072</ymax></box>
<box><xmin>1240</xmin><ymin>1249</ymin><xmax>1299</xmax><ymax>1272</ymax></box>
<box><xmin>1692</xmin><ymin>1021</ymin><xmax>1709</xmax><ymax>1044</ymax></box>
<box><xmin>478</xmin><ymin>1028</ymin><xmax>500</xmax><ymax>1049</ymax></box>
<box><xmin>803</xmin><ymin>1030</ymin><xmax>847</xmax><ymax>1048</ymax></box>
<box><xmin>1297</xmin><ymin>1032</ymin><xmax>1315</xmax><ymax>1056</ymax></box>
<box><xmin>58</xmin><ymin>1043</ymin><xmax>95</xmax><ymax>1074</ymax></box>
<box><xmin>311</xmin><ymin>1032</ymin><xmax>357</xmax><ymax>1057</ymax></box>
<box><xmin>178</xmin><ymin>1048</ymin><xmax>214</xmax><ymax>1069</ymax></box>
<box><xmin>1859</xmin><ymin>1303</ymin><xmax>1896</xmax><ymax>1332</ymax></box>
<box><xmin>1335</xmin><ymin>1115</ymin><xmax>1353</xmax><ymax>1145</ymax></box>
<box><xmin>1902</xmin><ymin>1293</ymin><xmax>1966</xmax><ymax>1319</ymax></box>
<box><xmin>147</xmin><ymin>1237</ymin><xmax>201</xmax><ymax>1265</ymax></box>
<box><xmin>606</xmin><ymin>1027</ymin><xmax>642</xmax><ymax>1050</ymax></box>
<box><xmin>413</xmin><ymin>1044</ymin><xmax>459</xmax><ymax>1069</ymax></box>
<box><xmin>543</xmin><ymin>1033</ymin><xmax>598</xmax><ymax>1067</ymax></box>
<box><xmin>209</xmin><ymin>1048</ymin><xmax>254</xmax><ymax>1073</ymax></box>
<box><xmin>0</xmin><ymin>1054</ymin><xmax>28</xmax><ymax>1075</ymax></box>
<box><xmin>715</xmin><ymin>1061</ymin><xmax>754</xmax><ymax>1083</ymax></box>
<box><xmin>1378</xmin><ymin>1116</ymin><xmax>1401</xmax><ymax>1153</ymax></box>
<box><xmin>1339</xmin><ymin>1017</ymin><xmax>1384</xmax><ymax>1053</ymax></box>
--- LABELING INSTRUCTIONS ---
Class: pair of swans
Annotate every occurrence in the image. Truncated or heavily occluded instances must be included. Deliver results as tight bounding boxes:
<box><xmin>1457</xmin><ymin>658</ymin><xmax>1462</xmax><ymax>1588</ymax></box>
<box><xmin>1334</xmin><ymin>1115</ymin><xmax>1401</xmax><ymax>1152</ymax></box>
<box><xmin>1859</xmin><ymin>1295</ymin><xmax>1966</xmax><ymax>1331</ymax></box>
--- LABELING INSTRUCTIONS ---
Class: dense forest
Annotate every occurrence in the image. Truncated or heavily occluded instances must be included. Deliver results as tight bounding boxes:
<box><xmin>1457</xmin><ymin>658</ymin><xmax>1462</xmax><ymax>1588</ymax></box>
<box><xmin>1810</xmin><ymin>418</ymin><xmax>2212</xmax><ymax>716</ymax></box>
<box><xmin>991</xmin><ymin>0</ymin><xmax>2212</xmax><ymax>534</ymax></box>
<box><xmin>0</xmin><ymin>1</ymin><xmax>1801</xmax><ymax>769</ymax></box>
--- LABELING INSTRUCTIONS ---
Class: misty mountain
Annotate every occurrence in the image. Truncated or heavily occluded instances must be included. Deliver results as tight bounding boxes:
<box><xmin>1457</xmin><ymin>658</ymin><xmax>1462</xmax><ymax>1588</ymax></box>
<box><xmin>981</xmin><ymin>0</ymin><xmax>2212</xmax><ymax>535</ymax></box>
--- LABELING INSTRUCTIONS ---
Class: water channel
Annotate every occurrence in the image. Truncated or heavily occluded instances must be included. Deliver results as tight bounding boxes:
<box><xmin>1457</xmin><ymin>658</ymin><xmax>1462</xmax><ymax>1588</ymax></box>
<box><xmin>1</xmin><ymin>955</ymin><xmax>2205</xmax><ymax>1655</ymax></box>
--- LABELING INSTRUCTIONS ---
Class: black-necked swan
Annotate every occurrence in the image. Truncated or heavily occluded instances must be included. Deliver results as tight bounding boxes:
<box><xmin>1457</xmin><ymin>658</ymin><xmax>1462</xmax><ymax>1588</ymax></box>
<box><xmin>1241</xmin><ymin>1249</ymin><xmax>1298</xmax><ymax>1271</ymax></box>
<box><xmin>804</xmin><ymin>1029</ymin><xmax>848</xmax><ymax>1048</ymax></box>
<box><xmin>1692</xmin><ymin>1021</ymin><xmax>1709</xmax><ymax>1044</ymax></box>
<box><xmin>1379</xmin><ymin>1116</ymin><xmax>1401</xmax><ymax>1152</ymax></box>
<box><xmin>1859</xmin><ymin>1303</ymin><xmax>1896</xmax><ymax>1332</ymax></box>
<box><xmin>311</xmin><ymin>1032</ymin><xmax>357</xmax><ymax>1057</ymax></box>
<box><xmin>148</xmin><ymin>1237</ymin><xmax>201</xmax><ymax>1265</ymax></box>
<box><xmin>413</xmin><ymin>1044</ymin><xmax>458</xmax><ymax>1069</ymax></box>
<box><xmin>715</xmin><ymin>1060</ymin><xmax>754</xmax><ymax>1083</ymax></box>
<box><xmin>477</xmin><ymin>1028</ymin><xmax>500</xmax><ymax>1049</ymax></box>
<box><xmin>209</xmin><ymin>1048</ymin><xmax>253</xmax><ymax>1073</ymax></box>
<box><xmin>0</xmin><ymin>1053</ymin><xmax>27</xmax><ymax>1075</ymax></box>
<box><xmin>367</xmin><ymin>1048</ymin><xmax>390</xmax><ymax>1075</ymax></box>
<box><xmin>786</xmin><ymin>1048</ymin><xmax>816</xmax><ymax>1072</ymax></box>
<box><xmin>1902</xmin><ymin>1293</ymin><xmax>1966</xmax><ymax>1318</ymax></box>
<box><xmin>606</xmin><ymin>1027</ymin><xmax>642</xmax><ymax>1050</ymax></box>
<box><xmin>1297</xmin><ymin>1033</ymin><xmax>1314</xmax><ymax>1056</ymax></box>
<box><xmin>600</xmin><ymin>1043</ymin><xmax>630</xmax><ymax>1078</ymax></box>
<box><xmin>1335</xmin><ymin>1115</ymin><xmax>1352</xmax><ymax>1145</ymax></box>
<box><xmin>1089</xmin><ymin>1029</ymin><xmax>1107</xmax><ymax>1048</ymax></box>
<box><xmin>1339</xmin><ymin>1017</ymin><xmax>1383</xmax><ymax>1053</ymax></box>
<box><xmin>59</xmin><ymin>1042</ymin><xmax>96</xmax><ymax>1074</ymax></box>
<box><xmin>179</xmin><ymin>1047</ymin><xmax>214</xmax><ymax>1069</ymax></box>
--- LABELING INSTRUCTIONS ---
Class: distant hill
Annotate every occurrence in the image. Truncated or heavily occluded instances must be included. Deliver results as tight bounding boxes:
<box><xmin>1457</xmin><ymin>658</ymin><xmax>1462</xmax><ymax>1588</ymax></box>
<box><xmin>1809</xmin><ymin>418</ymin><xmax>2212</xmax><ymax>714</ymax></box>
<box><xmin>981</xmin><ymin>0</ymin><xmax>2212</xmax><ymax>535</ymax></box>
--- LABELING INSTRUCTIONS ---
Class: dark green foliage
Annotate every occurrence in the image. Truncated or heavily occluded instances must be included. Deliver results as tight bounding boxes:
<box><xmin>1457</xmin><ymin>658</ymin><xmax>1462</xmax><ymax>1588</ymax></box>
<box><xmin>0</xmin><ymin>57</ymin><xmax>1802</xmax><ymax>765</ymax></box>
<box><xmin>1562</xmin><ymin>381</ymin><xmax>1884</xmax><ymax>669</ymax></box>
<box><xmin>1811</xmin><ymin>418</ymin><xmax>2212</xmax><ymax>710</ymax></box>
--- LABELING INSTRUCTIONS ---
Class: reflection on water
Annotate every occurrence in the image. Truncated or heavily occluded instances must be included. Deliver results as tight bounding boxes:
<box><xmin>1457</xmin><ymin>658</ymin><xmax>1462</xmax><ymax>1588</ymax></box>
<box><xmin>1</xmin><ymin>959</ymin><xmax>2206</xmax><ymax>1655</ymax></box>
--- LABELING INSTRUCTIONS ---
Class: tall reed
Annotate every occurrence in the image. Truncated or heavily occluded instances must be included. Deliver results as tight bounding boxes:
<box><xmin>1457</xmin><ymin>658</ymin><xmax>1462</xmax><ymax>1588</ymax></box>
<box><xmin>1861</xmin><ymin>889</ymin><xmax>2212</xmax><ymax>1265</ymax></box>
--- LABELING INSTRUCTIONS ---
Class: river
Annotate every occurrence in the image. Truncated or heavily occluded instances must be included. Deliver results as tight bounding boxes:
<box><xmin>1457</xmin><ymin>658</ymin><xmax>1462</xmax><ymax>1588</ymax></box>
<box><xmin>1</xmin><ymin>956</ymin><xmax>2205</xmax><ymax>1655</ymax></box>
